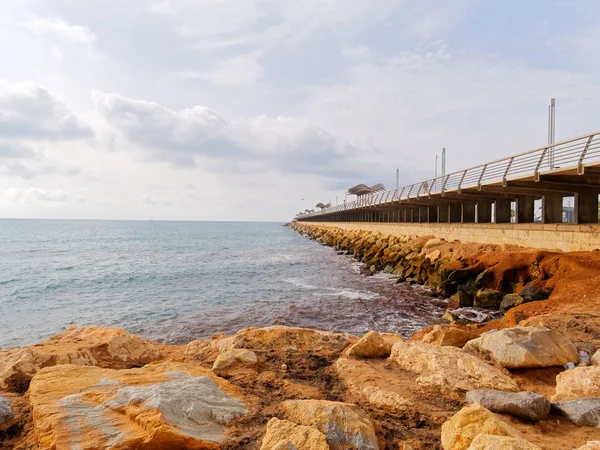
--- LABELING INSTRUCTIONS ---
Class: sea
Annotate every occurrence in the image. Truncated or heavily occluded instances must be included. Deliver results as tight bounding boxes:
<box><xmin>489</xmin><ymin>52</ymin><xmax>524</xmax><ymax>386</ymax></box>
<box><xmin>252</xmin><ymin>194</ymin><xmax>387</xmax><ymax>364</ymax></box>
<box><xmin>0</xmin><ymin>220</ymin><xmax>463</xmax><ymax>348</ymax></box>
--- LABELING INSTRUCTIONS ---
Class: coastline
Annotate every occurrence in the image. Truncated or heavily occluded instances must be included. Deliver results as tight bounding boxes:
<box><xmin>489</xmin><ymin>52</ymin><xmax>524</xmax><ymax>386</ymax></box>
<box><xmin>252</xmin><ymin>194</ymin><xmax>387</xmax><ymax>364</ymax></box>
<box><xmin>3</xmin><ymin>225</ymin><xmax>600</xmax><ymax>448</ymax></box>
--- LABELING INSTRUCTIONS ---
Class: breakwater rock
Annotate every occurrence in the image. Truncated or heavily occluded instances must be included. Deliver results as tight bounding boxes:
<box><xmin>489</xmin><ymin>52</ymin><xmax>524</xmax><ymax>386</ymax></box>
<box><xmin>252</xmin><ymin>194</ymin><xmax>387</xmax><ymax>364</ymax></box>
<box><xmin>289</xmin><ymin>222</ymin><xmax>557</xmax><ymax>321</ymax></box>
<box><xmin>3</xmin><ymin>324</ymin><xmax>600</xmax><ymax>449</ymax></box>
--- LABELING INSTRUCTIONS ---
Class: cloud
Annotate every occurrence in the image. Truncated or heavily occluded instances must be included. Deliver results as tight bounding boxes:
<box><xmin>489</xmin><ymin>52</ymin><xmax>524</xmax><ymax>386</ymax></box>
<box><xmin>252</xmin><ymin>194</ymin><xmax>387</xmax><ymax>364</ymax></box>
<box><xmin>92</xmin><ymin>90</ymin><xmax>371</xmax><ymax>181</ymax></box>
<box><xmin>0</xmin><ymin>79</ymin><xmax>93</xmax><ymax>140</ymax></box>
<box><xmin>0</xmin><ymin>141</ymin><xmax>35</xmax><ymax>159</ymax></box>
<box><xmin>173</xmin><ymin>53</ymin><xmax>265</xmax><ymax>88</ymax></box>
<box><xmin>20</xmin><ymin>16</ymin><xmax>97</xmax><ymax>44</ymax></box>
<box><xmin>0</xmin><ymin>187</ymin><xmax>71</xmax><ymax>203</ymax></box>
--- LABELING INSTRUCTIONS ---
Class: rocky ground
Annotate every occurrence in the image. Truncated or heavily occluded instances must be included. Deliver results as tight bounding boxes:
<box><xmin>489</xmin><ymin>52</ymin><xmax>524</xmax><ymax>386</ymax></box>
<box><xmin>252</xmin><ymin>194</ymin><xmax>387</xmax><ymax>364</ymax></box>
<box><xmin>3</xmin><ymin>224</ymin><xmax>600</xmax><ymax>449</ymax></box>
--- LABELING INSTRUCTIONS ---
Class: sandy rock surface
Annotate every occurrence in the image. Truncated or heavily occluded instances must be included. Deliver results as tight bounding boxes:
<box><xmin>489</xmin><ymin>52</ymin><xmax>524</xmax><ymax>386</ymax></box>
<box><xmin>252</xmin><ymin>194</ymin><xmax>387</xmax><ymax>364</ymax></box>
<box><xmin>422</xmin><ymin>325</ymin><xmax>477</xmax><ymax>347</ymax></box>
<box><xmin>552</xmin><ymin>366</ymin><xmax>600</xmax><ymax>401</ymax></box>
<box><xmin>29</xmin><ymin>361</ymin><xmax>249</xmax><ymax>450</ymax></box>
<box><xmin>213</xmin><ymin>348</ymin><xmax>258</xmax><ymax>371</ymax></box>
<box><xmin>463</xmin><ymin>326</ymin><xmax>578</xmax><ymax>369</ymax></box>
<box><xmin>390</xmin><ymin>340</ymin><xmax>518</xmax><ymax>398</ymax></box>
<box><xmin>280</xmin><ymin>399</ymin><xmax>378</xmax><ymax>450</ymax></box>
<box><xmin>466</xmin><ymin>434</ymin><xmax>541</xmax><ymax>449</ymax></box>
<box><xmin>441</xmin><ymin>403</ymin><xmax>534</xmax><ymax>450</ymax></box>
<box><xmin>259</xmin><ymin>418</ymin><xmax>329</xmax><ymax>450</ymax></box>
<box><xmin>0</xmin><ymin>326</ymin><xmax>164</xmax><ymax>392</ymax></box>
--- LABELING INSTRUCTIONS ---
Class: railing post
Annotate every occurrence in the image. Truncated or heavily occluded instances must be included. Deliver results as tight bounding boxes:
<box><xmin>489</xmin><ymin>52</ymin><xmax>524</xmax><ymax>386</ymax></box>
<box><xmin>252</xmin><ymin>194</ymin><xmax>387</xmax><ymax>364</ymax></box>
<box><xmin>578</xmin><ymin>134</ymin><xmax>595</xmax><ymax>175</ymax></box>
<box><xmin>534</xmin><ymin>148</ymin><xmax>548</xmax><ymax>182</ymax></box>
<box><xmin>503</xmin><ymin>157</ymin><xmax>514</xmax><ymax>187</ymax></box>
<box><xmin>441</xmin><ymin>175</ymin><xmax>450</xmax><ymax>196</ymax></box>
<box><xmin>477</xmin><ymin>164</ymin><xmax>487</xmax><ymax>191</ymax></box>
<box><xmin>457</xmin><ymin>170</ymin><xmax>467</xmax><ymax>194</ymax></box>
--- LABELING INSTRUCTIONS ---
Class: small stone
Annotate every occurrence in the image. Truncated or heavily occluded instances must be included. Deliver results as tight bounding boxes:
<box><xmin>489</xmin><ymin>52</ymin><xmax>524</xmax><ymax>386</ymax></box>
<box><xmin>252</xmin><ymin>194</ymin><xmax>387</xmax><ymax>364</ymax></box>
<box><xmin>281</xmin><ymin>364</ymin><xmax>288</xmax><ymax>372</ymax></box>
<box><xmin>212</xmin><ymin>348</ymin><xmax>257</xmax><ymax>371</ymax></box>
<box><xmin>519</xmin><ymin>283</ymin><xmax>552</xmax><ymax>302</ymax></box>
<box><xmin>346</xmin><ymin>331</ymin><xmax>392</xmax><ymax>358</ymax></box>
<box><xmin>281</xmin><ymin>399</ymin><xmax>378</xmax><ymax>450</ymax></box>
<box><xmin>450</xmin><ymin>291</ymin><xmax>474</xmax><ymax>308</ymax></box>
<box><xmin>553</xmin><ymin>398</ymin><xmax>600</xmax><ymax>428</ymax></box>
<box><xmin>499</xmin><ymin>294</ymin><xmax>524</xmax><ymax>314</ymax></box>
<box><xmin>466</xmin><ymin>390</ymin><xmax>551</xmax><ymax>421</ymax></box>
<box><xmin>260</xmin><ymin>418</ymin><xmax>330</xmax><ymax>450</ymax></box>
<box><xmin>443</xmin><ymin>311</ymin><xmax>459</xmax><ymax>323</ymax></box>
<box><xmin>423</xmin><ymin>238</ymin><xmax>444</xmax><ymax>250</ymax></box>
<box><xmin>591</xmin><ymin>350</ymin><xmax>600</xmax><ymax>366</ymax></box>
<box><xmin>0</xmin><ymin>395</ymin><xmax>14</xmax><ymax>432</ymax></box>
<box><xmin>422</xmin><ymin>325</ymin><xmax>477</xmax><ymax>348</ymax></box>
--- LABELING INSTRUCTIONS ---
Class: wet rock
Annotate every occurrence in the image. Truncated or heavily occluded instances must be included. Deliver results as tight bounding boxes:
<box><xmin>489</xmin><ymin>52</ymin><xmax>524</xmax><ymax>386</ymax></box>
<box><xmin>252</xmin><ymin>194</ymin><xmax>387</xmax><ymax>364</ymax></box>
<box><xmin>519</xmin><ymin>283</ymin><xmax>552</xmax><ymax>302</ymax></box>
<box><xmin>443</xmin><ymin>310</ymin><xmax>459</xmax><ymax>323</ymax></box>
<box><xmin>441</xmin><ymin>403</ymin><xmax>533</xmax><ymax>450</ymax></box>
<box><xmin>450</xmin><ymin>291</ymin><xmax>474</xmax><ymax>308</ymax></box>
<box><xmin>228</xmin><ymin>326</ymin><xmax>355</xmax><ymax>360</ymax></box>
<box><xmin>422</xmin><ymin>325</ymin><xmax>477</xmax><ymax>348</ymax></box>
<box><xmin>29</xmin><ymin>362</ymin><xmax>249</xmax><ymax>450</ymax></box>
<box><xmin>281</xmin><ymin>399</ymin><xmax>378</xmax><ymax>450</ymax></box>
<box><xmin>499</xmin><ymin>294</ymin><xmax>525</xmax><ymax>314</ymax></box>
<box><xmin>553</xmin><ymin>398</ymin><xmax>600</xmax><ymax>428</ymax></box>
<box><xmin>463</xmin><ymin>326</ymin><xmax>578</xmax><ymax>369</ymax></box>
<box><xmin>213</xmin><ymin>348</ymin><xmax>257</xmax><ymax>371</ymax></box>
<box><xmin>260</xmin><ymin>418</ymin><xmax>330</xmax><ymax>450</ymax></box>
<box><xmin>0</xmin><ymin>395</ymin><xmax>14</xmax><ymax>432</ymax></box>
<box><xmin>474</xmin><ymin>290</ymin><xmax>504</xmax><ymax>308</ymax></box>
<box><xmin>466</xmin><ymin>390</ymin><xmax>551</xmax><ymax>421</ymax></box>
<box><xmin>0</xmin><ymin>326</ymin><xmax>162</xmax><ymax>392</ymax></box>
<box><xmin>553</xmin><ymin>366</ymin><xmax>600</xmax><ymax>401</ymax></box>
<box><xmin>389</xmin><ymin>341</ymin><xmax>518</xmax><ymax>398</ymax></box>
<box><xmin>346</xmin><ymin>331</ymin><xmax>393</xmax><ymax>358</ymax></box>
<box><xmin>467</xmin><ymin>434</ymin><xmax>541</xmax><ymax>450</ymax></box>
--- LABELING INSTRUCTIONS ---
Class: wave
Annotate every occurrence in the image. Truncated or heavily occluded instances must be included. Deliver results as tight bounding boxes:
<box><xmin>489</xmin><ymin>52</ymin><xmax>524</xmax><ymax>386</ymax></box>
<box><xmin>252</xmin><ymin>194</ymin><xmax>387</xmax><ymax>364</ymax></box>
<box><xmin>0</xmin><ymin>279</ymin><xmax>18</xmax><ymax>285</ymax></box>
<box><xmin>56</xmin><ymin>266</ymin><xmax>74</xmax><ymax>271</ymax></box>
<box><xmin>324</xmin><ymin>289</ymin><xmax>380</xmax><ymax>300</ymax></box>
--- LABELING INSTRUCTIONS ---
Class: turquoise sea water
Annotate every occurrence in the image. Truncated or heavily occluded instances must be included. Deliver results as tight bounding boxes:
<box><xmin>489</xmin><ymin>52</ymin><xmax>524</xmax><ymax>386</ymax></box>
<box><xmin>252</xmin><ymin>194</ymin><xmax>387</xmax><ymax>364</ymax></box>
<box><xmin>0</xmin><ymin>220</ymin><xmax>450</xmax><ymax>348</ymax></box>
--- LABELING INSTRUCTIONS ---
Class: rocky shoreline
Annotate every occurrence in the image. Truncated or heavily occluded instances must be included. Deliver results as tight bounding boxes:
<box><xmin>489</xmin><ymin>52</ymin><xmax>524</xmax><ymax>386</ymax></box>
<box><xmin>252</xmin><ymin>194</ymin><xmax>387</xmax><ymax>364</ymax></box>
<box><xmin>3</xmin><ymin>225</ymin><xmax>600</xmax><ymax>449</ymax></box>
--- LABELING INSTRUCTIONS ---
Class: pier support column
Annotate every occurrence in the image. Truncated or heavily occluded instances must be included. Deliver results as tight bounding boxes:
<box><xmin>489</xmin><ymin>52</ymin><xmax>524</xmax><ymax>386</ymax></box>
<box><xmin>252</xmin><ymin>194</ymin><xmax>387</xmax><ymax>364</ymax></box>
<box><xmin>476</xmin><ymin>200</ymin><xmax>493</xmax><ymax>223</ymax></box>
<box><xmin>495</xmin><ymin>199</ymin><xmax>512</xmax><ymax>223</ymax></box>
<box><xmin>542</xmin><ymin>193</ymin><xmax>564</xmax><ymax>224</ymax></box>
<box><xmin>428</xmin><ymin>206</ymin><xmax>437</xmax><ymax>223</ymax></box>
<box><xmin>438</xmin><ymin>205</ymin><xmax>449</xmax><ymax>223</ymax></box>
<box><xmin>575</xmin><ymin>188</ymin><xmax>600</xmax><ymax>224</ymax></box>
<box><xmin>461</xmin><ymin>202</ymin><xmax>476</xmax><ymax>223</ymax></box>
<box><xmin>516</xmin><ymin>196</ymin><xmax>536</xmax><ymax>223</ymax></box>
<box><xmin>449</xmin><ymin>204</ymin><xmax>462</xmax><ymax>222</ymax></box>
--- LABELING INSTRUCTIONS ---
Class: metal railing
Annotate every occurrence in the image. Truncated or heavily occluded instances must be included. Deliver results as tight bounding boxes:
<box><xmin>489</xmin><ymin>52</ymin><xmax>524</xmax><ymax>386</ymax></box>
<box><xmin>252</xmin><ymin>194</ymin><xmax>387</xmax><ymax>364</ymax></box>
<box><xmin>296</xmin><ymin>130</ymin><xmax>600</xmax><ymax>219</ymax></box>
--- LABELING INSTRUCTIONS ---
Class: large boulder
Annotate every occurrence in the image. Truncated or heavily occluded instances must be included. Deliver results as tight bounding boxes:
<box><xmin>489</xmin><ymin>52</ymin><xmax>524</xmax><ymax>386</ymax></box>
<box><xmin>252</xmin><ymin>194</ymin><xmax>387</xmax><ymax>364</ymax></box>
<box><xmin>467</xmin><ymin>434</ymin><xmax>541</xmax><ymax>450</ymax></box>
<box><xmin>0</xmin><ymin>395</ymin><xmax>14</xmax><ymax>433</ymax></box>
<box><xmin>212</xmin><ymin>349</ymin><xmax>257</xmax><ymax>371</ymax></box>
<box><xmin>463</xmin><ymin>326</ymin><xmax>578</xmax><ymax>369</ymax></box>
<box><xmin>499</xmin><ymin>294</ymin><xmax>525</xmax><ymax>314</ymax></box>
<box><xmin>280</xmin><ymin>399</ymin><xmax>378</xmax><ymax>450</ymax></box>
<box><xmin>260</xmin><ymin>418</ymin><xmax>329</xmax><ymax>450</ymax></box>
<box><xmin>389</xmin><ymin>341</ymin><xmax>518</xmax><ymax>398</ymax></box>
<box><xmin>422</xmin><ymin>325</ymin><xmax>477</xmax><ymax>348</ymax></box>
<box><xmin>29</xmin><ymin>362</ymin><xmax>249</xmax><ymax>449</ymax></box>
<box><xmin>552</xmin><ymin>366</ymin><xmax>600</xmax><ymax>401</ymax></box>
<box><xmin>553</xmin><ymin>399</ymin><xmax>600</xmax><ymax>428</ymax></box>
<box><xmin>474</xmin><ymin>290</ymin><xmax>504</xmax><ymax>308</ymax></box>
<box><xmin>346</xmin><ymin>331</ymin><xmax>392</xmax><ymax>358</ymax></box>
<box><xmin>441</xmin><ymin>403</ymin><xmax>534</xmax><ymax>450</ymax></box>
<box><xmin>0</xmin><ymin>326</ymin><xmax>162</xmax><ymax>392</ymax></box>
<box><xmin>465</xmin><ymin>390</ymin><xmax>550</xmax><ymax>421</ymax></box>
<box><xmin>227</xmin><ymin>326</ymin><xmax>355</xmax><ymax>360</ymax></box>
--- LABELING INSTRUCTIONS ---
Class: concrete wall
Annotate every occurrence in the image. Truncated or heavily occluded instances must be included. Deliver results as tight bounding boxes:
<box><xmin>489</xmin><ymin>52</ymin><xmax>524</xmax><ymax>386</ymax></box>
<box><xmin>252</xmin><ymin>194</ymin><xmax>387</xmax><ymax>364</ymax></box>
<box><xmin>303</xmin><ymin>221</ymin><xmax>600</xmax><ymax>252</ymax></box>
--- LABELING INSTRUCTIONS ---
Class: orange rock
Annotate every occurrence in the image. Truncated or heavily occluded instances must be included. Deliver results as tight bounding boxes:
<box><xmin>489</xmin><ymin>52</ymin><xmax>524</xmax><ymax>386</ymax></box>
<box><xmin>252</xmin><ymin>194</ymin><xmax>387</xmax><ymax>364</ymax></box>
<box><xmin>0</xmin><ymin>326</ymin><xmax>163</xmax><ymax>392</ymax></box>
<box><xmin>29</xmin><ymin>361</ymin><xmax>250</xmax><ymax>450</ymax></box>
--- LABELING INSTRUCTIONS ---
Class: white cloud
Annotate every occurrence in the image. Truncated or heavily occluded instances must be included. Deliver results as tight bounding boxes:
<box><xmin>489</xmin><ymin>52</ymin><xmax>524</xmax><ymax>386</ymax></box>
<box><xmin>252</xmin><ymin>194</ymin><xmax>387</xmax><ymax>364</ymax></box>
<box><xmin>0</xmin><ymin>79</ymin><xmax>92</xmax><ymax>140</ymax></box>
<box><xmin>0</xmin><ymin>187</ymin><xmax>71</xmax><ymax>203</ymax></box>
<box><xmin>20</xmin><ymin>15</ymin><xmax>97</xmax><ymax>44</ymax></box>
<box><xmin>174</xmin><ymin>53</ymin><xmax>265</xmax><ymax>88</ymax></box>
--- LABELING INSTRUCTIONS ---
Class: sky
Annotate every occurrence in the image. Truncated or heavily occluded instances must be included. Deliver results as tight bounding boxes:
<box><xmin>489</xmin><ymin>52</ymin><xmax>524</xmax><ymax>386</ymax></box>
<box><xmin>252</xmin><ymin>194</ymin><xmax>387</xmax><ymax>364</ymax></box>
<box><xmin>0</xmin><ymin>0</ymin><xmax>599</xmax><ymax>222</ymax></box>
